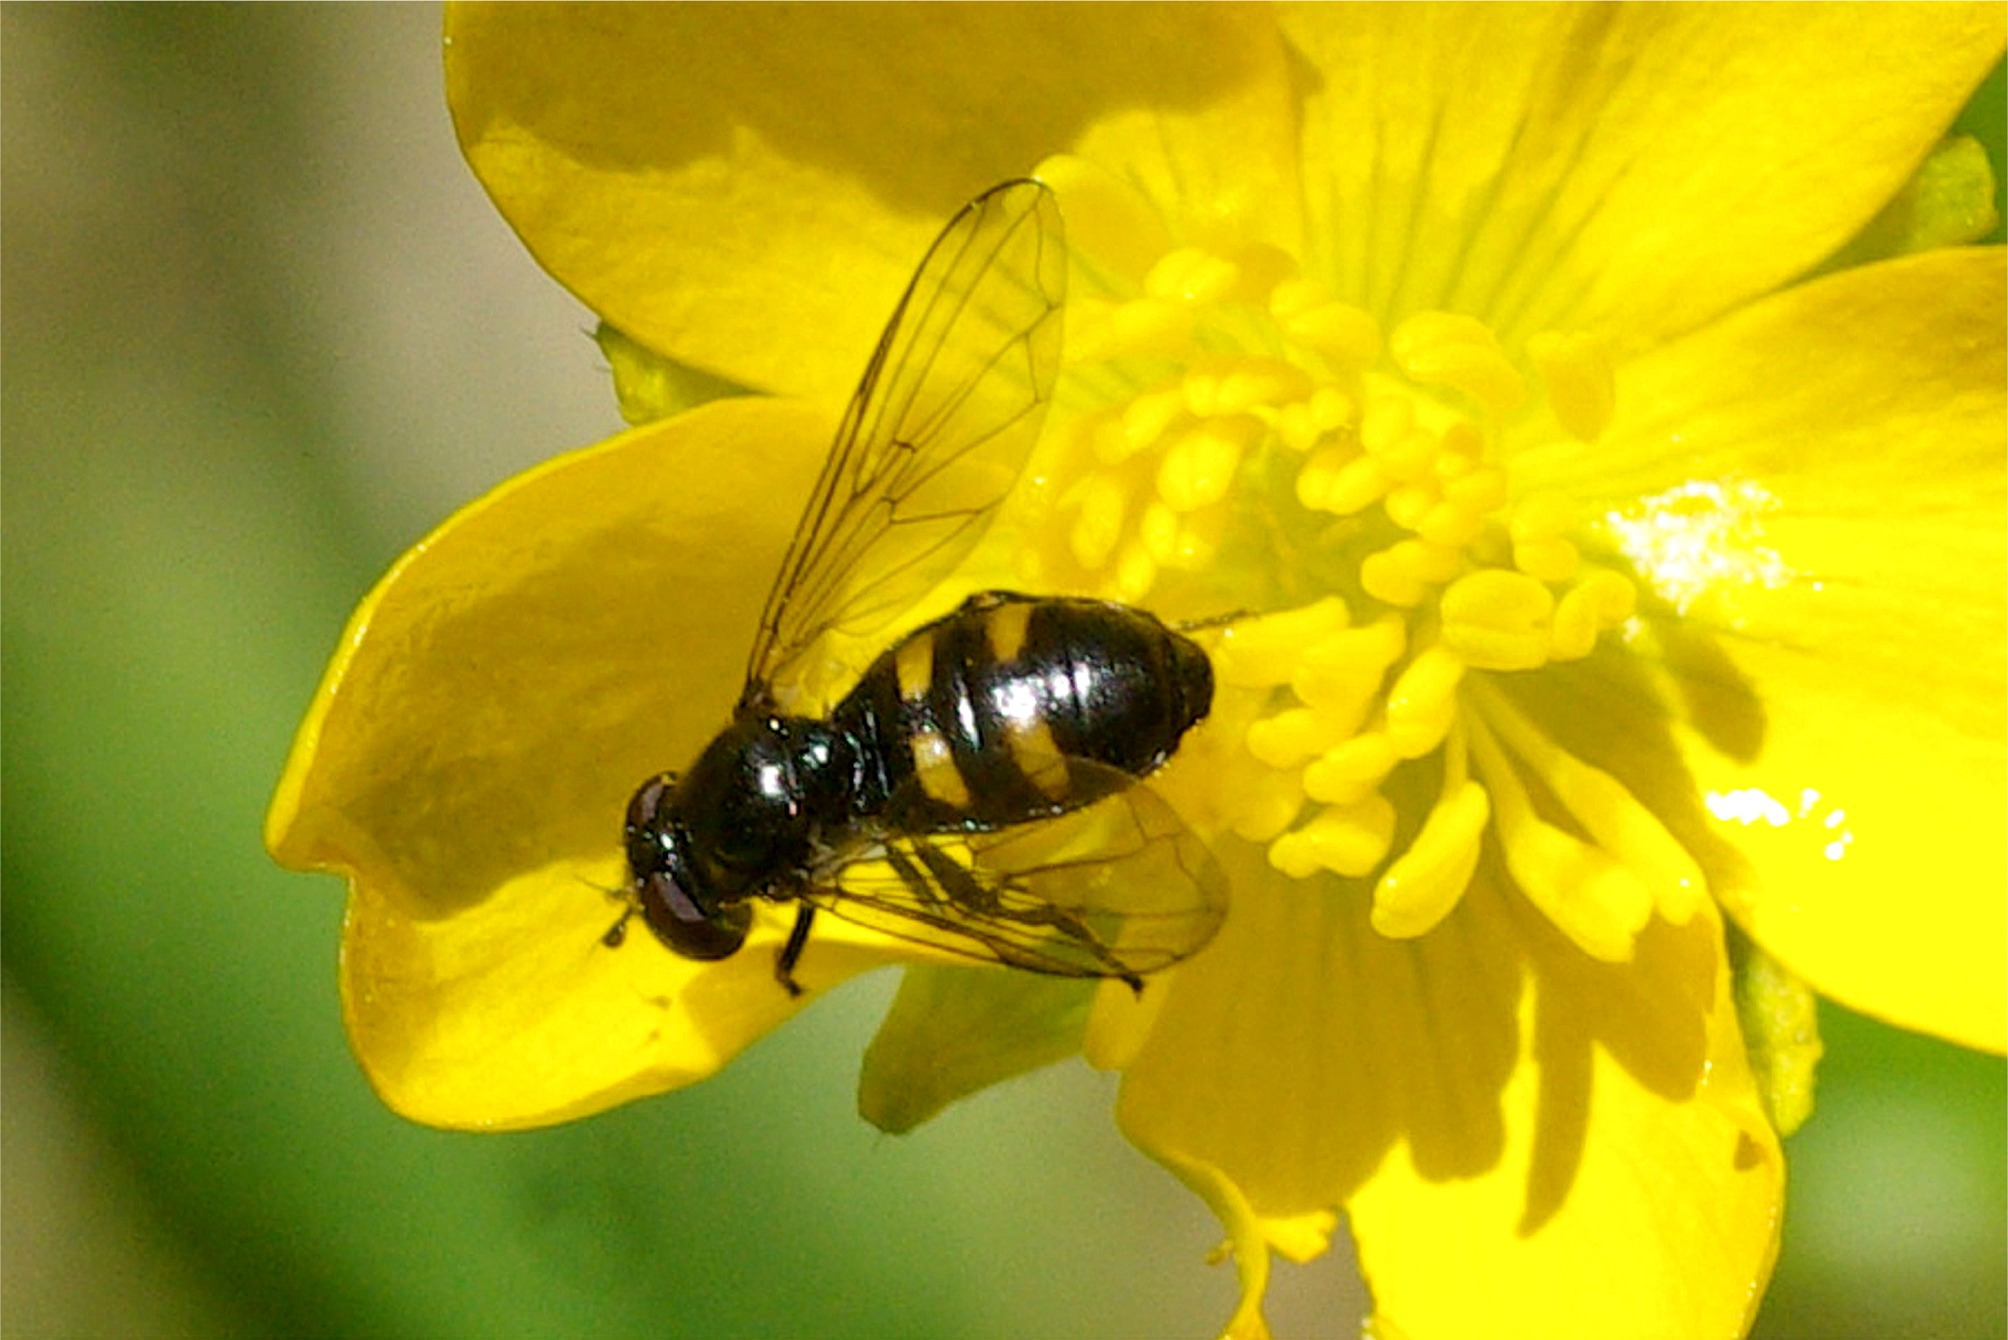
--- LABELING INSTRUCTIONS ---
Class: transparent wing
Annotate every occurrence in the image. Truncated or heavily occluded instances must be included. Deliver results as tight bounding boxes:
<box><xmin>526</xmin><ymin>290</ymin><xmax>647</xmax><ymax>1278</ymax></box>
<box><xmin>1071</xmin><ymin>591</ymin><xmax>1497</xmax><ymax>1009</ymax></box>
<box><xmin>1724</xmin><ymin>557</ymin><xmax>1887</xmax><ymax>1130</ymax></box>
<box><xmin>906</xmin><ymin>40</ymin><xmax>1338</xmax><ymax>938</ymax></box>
<box><xmin>743</xmin><ymin>179</ymin><xmax>1067</xmax><ymax>709</ymax></box>
<box><xmin>809</xmin><ymin>782</ymin><xmax>1227</xmax><ymax>984</ymax></box>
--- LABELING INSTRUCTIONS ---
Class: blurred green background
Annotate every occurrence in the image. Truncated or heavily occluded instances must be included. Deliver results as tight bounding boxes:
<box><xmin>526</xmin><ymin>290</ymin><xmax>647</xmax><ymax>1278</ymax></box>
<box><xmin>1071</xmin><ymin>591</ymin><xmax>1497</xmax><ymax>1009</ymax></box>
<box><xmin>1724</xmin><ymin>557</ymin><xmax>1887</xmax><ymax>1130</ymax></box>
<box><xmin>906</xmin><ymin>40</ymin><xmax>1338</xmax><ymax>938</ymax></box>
<box><xmin>3</xmin><ymin>8</ymin><xmax>2000</xmax><ymax>1339</ymax></box>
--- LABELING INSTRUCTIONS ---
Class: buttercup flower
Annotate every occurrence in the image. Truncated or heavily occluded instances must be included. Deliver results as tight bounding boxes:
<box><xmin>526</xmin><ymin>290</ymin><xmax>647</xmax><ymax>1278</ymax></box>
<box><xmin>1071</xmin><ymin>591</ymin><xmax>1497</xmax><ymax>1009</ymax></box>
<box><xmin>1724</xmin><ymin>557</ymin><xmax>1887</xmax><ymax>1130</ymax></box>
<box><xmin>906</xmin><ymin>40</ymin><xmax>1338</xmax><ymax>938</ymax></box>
<box><xmin>268</xmin><ymin>7</ymin><xmax>2006</xmax><ymax>1337</ymax></box>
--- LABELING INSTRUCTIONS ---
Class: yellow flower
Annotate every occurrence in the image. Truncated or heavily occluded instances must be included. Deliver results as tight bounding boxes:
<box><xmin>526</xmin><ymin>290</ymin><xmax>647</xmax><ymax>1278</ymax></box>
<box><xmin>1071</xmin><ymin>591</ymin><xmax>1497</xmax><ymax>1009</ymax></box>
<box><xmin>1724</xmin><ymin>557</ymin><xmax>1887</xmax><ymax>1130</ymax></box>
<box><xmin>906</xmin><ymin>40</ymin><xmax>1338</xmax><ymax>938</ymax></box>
<box><xmin>268</xmin><ymin>6</ymin><xmax>2007</xmax><ymax>1338</ymax></box>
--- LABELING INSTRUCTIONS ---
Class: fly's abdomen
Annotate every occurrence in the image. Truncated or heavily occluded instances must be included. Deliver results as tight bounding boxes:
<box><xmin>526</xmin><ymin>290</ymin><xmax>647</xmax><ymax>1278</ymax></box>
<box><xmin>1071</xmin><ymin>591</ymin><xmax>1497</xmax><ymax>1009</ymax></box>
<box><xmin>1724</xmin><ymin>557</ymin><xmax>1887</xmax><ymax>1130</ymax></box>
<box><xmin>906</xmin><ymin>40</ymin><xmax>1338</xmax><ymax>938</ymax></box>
<box><xmin>836</xmin><ymin>592</ymin><xmax>1213</xmax><ymax>831</ymax></box>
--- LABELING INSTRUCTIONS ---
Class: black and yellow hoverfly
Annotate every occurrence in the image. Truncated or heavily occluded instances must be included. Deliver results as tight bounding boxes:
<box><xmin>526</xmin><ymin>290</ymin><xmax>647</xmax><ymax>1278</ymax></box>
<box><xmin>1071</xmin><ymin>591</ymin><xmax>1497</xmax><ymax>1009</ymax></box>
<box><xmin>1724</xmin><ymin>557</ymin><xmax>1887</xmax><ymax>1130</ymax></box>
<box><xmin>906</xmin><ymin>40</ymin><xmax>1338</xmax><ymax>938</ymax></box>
<box><xmin>610</xmin><ymin>180</ymin><xmax>1226</xmax><ymax>994</ymax></box>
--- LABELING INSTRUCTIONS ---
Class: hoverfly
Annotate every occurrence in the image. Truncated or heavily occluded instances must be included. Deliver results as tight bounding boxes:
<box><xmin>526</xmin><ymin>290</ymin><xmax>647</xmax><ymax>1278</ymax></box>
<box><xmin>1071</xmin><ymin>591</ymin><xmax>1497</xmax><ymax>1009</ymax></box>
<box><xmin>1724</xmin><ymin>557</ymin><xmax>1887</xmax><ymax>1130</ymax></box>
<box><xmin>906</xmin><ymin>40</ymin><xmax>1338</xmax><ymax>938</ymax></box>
<box><xmin>612</xmin><ymin>179</ymin><xmax>1226</xmax><ymax>995</ymax></box>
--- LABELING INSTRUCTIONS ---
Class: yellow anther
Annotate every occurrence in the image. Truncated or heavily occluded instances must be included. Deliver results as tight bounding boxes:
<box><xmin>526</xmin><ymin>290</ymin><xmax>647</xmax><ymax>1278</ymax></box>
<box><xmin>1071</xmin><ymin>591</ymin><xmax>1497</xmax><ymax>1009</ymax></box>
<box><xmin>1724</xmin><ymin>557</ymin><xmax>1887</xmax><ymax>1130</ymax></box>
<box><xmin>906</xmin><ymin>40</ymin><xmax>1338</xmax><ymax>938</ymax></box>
<box><xmin>1267</xmin><ymin>275</ymin><xmax>1329</xmax><ymax>321</ymax></box>
<box><xmin>1274</xmin><ymin>402</ymin><xmax>1322</xmax><ymax>454</ymax></box>
<box><xmin>1294</xmin><ymin>445</ymin><xmax>1348</xmax><ymax>510</ymax></box>
<box><xmin>1360</xmin><ymin>547</ymin><xmax>1427</xmax><ymax>607</ymax></box>
<box><xmin>1575</xmin><ymin>565</ymin><xmax>1639</xmax><ymax>624</ymax></box>
<box><xmin>1183</xmin><ymin>366</ymin><xmax>1225</xmax><ymax>418</ymax></box>
<box><xmin>1509</xmin><ymin>491</ymin><xmax>1578</xmax><ymax>543</ymax></box>
<box><xmin>1274</xmin><ymin>385</ymin><xmax>1358</xmax><ymax>454</ymax></box>
<box><xmin>1281</xmin><ymin>301</ymin><xmax>1383</xmax><ymax>368</ymax></box>
<box><xmin>1358</xmin><ymin>394</ymin><xmax>1416</xmax><ymax>458</ymax></box>
<box><xmin>1377</xmin><ymin>538</ymin><xmax>1462</xmax><ymax>585</ymax></box>
<box><xmin>1442</xmin><ymin>466</ymin><xmax>1509</xmax><ymax>514</ymax></box>
<box><xmin>1223</xmin><ymin>242</ymin><xmax>1299</xmax><ymax>305</ymax></box>
<box><xmin>1228</xmin><ymin>767</ymin><xmax>1306</xmax><ymax>843</ymax></box>
<box><xmin>1503</xmin><ymin>809</ymin><xmax>1653</xmax><ymax>961</ymax></box>
<box><xmin>1367</xmin><ymin>540</ymin><xmax>1453</xmax><ymax>598</ymax></box>
<box><xmin>1435</xmin><ymin>420</ymin><xmax>1487</xmax><ymax>469</ymax></box>
<box><xmin>1304</xmin><ymin>453</ymin><xmax>1388</xmax><ymax>516</ymax></box>
<box><xmin>1082</xmin><ymin>296</ymin><xmax>1196</xmax><ymax>364</ymax></box>
<box><xmin>1139</xmin><ymin>499</ymin><xmax>1181</xmax><ymax>563</ymax></box>
<box><xmin>1439</xmin><ymin>569</ymin><xmax>1556</xmax><ymax>671</ymax></box>
<box><xmin>1246</xmin><ymin>705</ymin><xmax>1358</xmax><ymax>770</ymax></box>
<box><xmin>1384</xmin><ymin>646</ymin><xmax>1466</xmax><ymax>757</ymax></box>
<box><xmin>1156</xmin><ymin>415</ymin><xmax>1257</xmax><ymax>512</ymax></box>
<box><xmin>1212</xmin><ymin>597</ymin><xmax>1351</xmax><ymax>687</ymax></box>
<box><xmin>1267</xmin><ymin>795</ymin><xmax>1396</xmax><ymax>879</ymax></box>
<box><xmin>1303</xmin><ymin>732</ymin><xmax>1398</xmax><ymax>804</ymax></box>
<box><xmin>1114</xmin><ymin>541</ymin><xmax>1157</xmax><ymax>603</ymax></box>
<box><xmin>1478</xmin><ymin>689</ymin><xmax>1705</xmax><ymax>933</ymax></box>
<box><xmin>1371</xmin><ymin>780</ymin><xmax>1490</xmax><ymax>938</ymax></box>
<box><xmin>1389</xmin><ymin>311</ymin><xmax>1527</xmax><ymax>415</ymax></box>
<box><xmin>1162</xmin><ymin>509</ymin><xmax>1224</xmax><ymax>571</ymax></box>
<box><xmin>1076</xmin><ymin>295</ymin><xmax>1196</xmax><ymax>363</ymax></box>
<box><xmin>1213</xmin><ymin>358</ymin><xmax>1315</xmax><ymax>414</ymax></box>
<box><xmin>1548</xmin><ymin>567</ymin><xmax>1638</xmax><ymax>661</ymax></box>
<box><xmin>1145</xmin><ymin>246</ymin><xmax>1242</xmax><ymax>305</ymax></box>
<box><xmin>1290</xmin><ymin>654</ymin><xmax>1381</xmax><ymax>713</ymax></box>
<box><xmin>1415</xmin><ymin>499</ymin><xmax>1486</xmax><ymax>548</ymax></box>
<box><xmin>1527</xmin><ymin>329</ymin><xmax>1616</xmax><ymax>442</ymax></box>
<box><xmin>1367</xmin><ymin>425</ymin><xmax>1441</xmax><ymax>483</ymax></box>
<box><xmin>1513</xmin><ymin>535</ymin><xmax>1580</xmax><ymax>584</ymax></box>
<box><xmin>1069</xmin><ymin>474</ymin><xmax>1127</xmax><ymax>569</ymax></box>
<box><xmin>1303</xmin><ymin>615</ymin><xmax>1407</xmax><ymax>676</ymax></box>
<box><xmin>1310</xmin><ymin>385</ymin><xmax>1353</xmax><ymax>426</ymax></box>
<box><xmin>1120</xmin><ymin>385</ymin><xmax>1188</xmax><ymax>459</ymax></box>
<box><xmin>1382</xmin><ymin>483</ymin><xmax>1438</xmax><ymax>533</ymax></box>
<box><xmin>1548</xmin><ymin>586</ymin><xmax>1601</xmax><ymax>661</ymax></box>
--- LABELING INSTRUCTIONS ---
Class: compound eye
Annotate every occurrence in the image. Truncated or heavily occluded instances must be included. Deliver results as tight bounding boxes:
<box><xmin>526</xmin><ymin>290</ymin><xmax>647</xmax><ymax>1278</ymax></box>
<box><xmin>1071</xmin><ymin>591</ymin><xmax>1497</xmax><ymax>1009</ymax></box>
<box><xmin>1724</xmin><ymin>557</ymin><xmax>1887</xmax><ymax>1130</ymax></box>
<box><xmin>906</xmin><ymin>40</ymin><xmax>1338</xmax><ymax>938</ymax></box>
<box><xmin>638</xmin><ymin>872</ymin><xmax>752</xmax><ymax>961</ymax></box>
<box><xmin>624</xmin><ymin>771</ymin><xmax>676</xmax><ymax>838</ymax></box>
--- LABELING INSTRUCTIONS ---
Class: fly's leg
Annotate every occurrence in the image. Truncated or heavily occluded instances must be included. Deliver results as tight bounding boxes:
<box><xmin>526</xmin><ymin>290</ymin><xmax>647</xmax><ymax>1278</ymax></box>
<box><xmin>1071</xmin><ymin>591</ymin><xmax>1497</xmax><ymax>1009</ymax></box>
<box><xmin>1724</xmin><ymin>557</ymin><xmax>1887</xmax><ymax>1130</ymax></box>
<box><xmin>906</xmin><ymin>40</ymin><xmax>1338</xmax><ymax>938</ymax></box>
<box><xmin>775</xmin><ymin>903</ymin><xmax>816</xmax><ymax>997</ymax></box>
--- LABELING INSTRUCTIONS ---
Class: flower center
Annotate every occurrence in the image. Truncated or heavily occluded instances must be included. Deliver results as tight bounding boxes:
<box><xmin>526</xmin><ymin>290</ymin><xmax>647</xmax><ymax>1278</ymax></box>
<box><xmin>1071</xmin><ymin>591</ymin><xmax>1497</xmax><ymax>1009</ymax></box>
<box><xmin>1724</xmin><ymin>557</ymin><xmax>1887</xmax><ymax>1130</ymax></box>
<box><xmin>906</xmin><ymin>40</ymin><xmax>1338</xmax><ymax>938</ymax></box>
<box><xmin>1015</xmin><ymin>157</ymin><xmax>1704</xmax><ymax>962</ymax></box>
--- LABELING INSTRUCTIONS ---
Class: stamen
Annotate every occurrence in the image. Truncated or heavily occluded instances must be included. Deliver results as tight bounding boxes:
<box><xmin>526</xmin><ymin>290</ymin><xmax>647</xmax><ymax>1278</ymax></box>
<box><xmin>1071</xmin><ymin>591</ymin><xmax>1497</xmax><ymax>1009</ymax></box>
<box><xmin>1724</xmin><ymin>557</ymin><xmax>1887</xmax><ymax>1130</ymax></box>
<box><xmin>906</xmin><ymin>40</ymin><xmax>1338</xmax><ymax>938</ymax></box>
<box><xmin>1439</xmin><ymin>570</ymin><xmax>1556</xmax><ymax>671</ymax></box>
<box><xmin>1157</xmin><ymin>416</ymin><xmax>1259</xmax><ymax>511</ymax></box>
<box><xmin>1267</xmin><ymin>793</ymin><xmax>1396</xmax><ymax>879</ymax></box>
<box><xmin>1070</xmin><ymin>296</ymin><xmax>1196</xmax><ymax>364</ymax></box>
<box><xmin>1467</xmin><ymin>711</ymin><xmax>1652</xmax><ymax>961</ymax></box>
<box><xmin>1388</xmin><ymin>311</ymin><xmax>1527</xmax><ymax>415</ymax></box>
<box><xmin>1303</xmin><ymin>732</ymin><xmax>1397</xmax><ymax>805</ymax></box>
<box><xmin>1146</xmin><ymin>247</ymin><xmax>1243</xmax><ymax>305</ymax></box>
<box><xmin>1025</xmin><ymin>191</ymin><xmax>1705</xmax><ymax>972</ymax></box>
<box><xmin>1120</xmin><ymin>385</ymin><xmax>1189</xmax><ymax>459</ymax></box>
<box><xmin>1299</xmin><ymin>452</ymin><xmax>1389</xmax><ymax>516</ymax></box>
<box><xmin>1383</xmin><ymin>645</ymin><xmax>1466</xmax><ymax>759</ymax></box>
<box><xmin>1213</xmin><ymin>598</ymin><xmax>1351</xmax><ymax>686</ymax></box>
<box><xmin>1472</xmin><ymin>682</ymin><xmax>1704</xmax><ymax>923</ymax></box>
<box><xmin>1372</xmin><ymin>725</ymin><xmax>1489</xmax><ymax>939</ymax></box>
<box><xmin>1271</xmin><ymin>285</ymin><xmax>1382</xmax><ymax>368</ymax></box>
<box><xmin>1069</xmin><ymin>473</ymin><xmax>1127</xmax><ymax>570</ymax></box>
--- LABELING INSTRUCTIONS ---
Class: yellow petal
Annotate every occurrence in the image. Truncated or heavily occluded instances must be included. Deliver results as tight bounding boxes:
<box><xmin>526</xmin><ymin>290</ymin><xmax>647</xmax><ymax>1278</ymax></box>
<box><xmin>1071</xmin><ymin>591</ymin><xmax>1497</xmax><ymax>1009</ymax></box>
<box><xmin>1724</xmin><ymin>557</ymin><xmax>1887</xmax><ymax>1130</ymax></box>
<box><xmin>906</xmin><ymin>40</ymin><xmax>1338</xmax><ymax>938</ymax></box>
<box><xmin>267</xmin><ymin>398</ymin><xmax>915</xmax><ymax>1127</ymax></box>
<box><xmin>1348</xmin><ymin>883</ymin><xmax>1782</xmax><ymax>1340</ymax></box>
<box><xmin>1116</xmin><ymin>854</ymin><xmax>1781</xmax><ymax>1338</ymax></box>
<box><xmin>445</xmin><ymin>4</ymin><xmax>1296</xmax><ymax>397</ymax></box>
<box><xmin>1533</xmin><ymin>248</ymin><xmax>2007</xmax><ymax>1051</ymax></box>
<box><xmin>1280</xmin><ymin>3</ymin><xmax>2005</xmax><ymax>349</ymax></box>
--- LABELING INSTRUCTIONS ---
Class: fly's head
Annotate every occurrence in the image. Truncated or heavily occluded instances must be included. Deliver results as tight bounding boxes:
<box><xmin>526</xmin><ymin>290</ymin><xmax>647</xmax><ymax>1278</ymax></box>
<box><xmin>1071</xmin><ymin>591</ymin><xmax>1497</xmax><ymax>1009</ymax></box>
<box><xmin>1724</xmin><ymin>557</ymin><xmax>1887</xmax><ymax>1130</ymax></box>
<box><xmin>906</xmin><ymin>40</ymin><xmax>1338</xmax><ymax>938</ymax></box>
<box><xmin>619</xmin><ymin>770</ymin><xmax>753</xmax><ymax>961</ymax></box>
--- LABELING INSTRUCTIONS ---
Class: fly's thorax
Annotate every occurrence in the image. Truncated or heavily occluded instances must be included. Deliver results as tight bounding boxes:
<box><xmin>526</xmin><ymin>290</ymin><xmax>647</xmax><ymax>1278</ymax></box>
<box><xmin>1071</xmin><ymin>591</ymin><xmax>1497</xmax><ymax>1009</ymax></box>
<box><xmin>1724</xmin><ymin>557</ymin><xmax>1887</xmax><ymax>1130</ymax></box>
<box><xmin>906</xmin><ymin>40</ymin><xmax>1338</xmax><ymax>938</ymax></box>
<box><xmin>674</xmin><ymin>713</ymin><xmax>856</xmax><ymax>897</ymax></box>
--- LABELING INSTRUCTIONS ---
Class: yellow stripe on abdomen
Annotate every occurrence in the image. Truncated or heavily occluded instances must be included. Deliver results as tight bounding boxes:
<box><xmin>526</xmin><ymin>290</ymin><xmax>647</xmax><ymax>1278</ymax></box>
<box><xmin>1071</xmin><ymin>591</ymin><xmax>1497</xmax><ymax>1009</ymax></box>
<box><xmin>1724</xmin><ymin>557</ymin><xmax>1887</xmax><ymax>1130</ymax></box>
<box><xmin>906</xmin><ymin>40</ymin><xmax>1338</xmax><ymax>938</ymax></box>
<box><xmin>984</xmin><ymin>598</ymin><xmax>1034</xmax><ymax>665</ymax></box>
<box><xmin>911</xmin><ymin>727</ymin><xmax>973</xmax><ymax>808</ymax></box>
<box><xmin>895</xmin><ymin>631</ymin><xmax>935</xmax><ymax>703</ymax></box>
<box><xmin>1002</xmin><ymin>713</ymin><xmax>1070</xmax><ymax>802</ymax></box>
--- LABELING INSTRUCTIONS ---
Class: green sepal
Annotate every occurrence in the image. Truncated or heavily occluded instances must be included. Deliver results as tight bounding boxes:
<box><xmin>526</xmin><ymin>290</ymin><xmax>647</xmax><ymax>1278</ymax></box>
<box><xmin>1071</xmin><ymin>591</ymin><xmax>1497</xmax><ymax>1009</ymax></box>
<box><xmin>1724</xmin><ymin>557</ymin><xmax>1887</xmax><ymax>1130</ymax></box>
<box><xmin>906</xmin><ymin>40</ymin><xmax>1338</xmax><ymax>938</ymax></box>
<box><xmin>593</xmin><ymin>321</ymin><xmax>751</xmax><ymax>426</ymax></box>
<box><xmin>858</xmin><ymin>964</ymin><xmax>1095</xmax><ymax>1134</ymax></box>
<box><xmin>1822</xmin><ymin>134</ymin><xmax>2000</xmax><ymax>272</ymax></box>
<box><xmin>1730</xmin><ymin>927</ymin><xmax>1823</xmax><ymax>1138</ymax></box>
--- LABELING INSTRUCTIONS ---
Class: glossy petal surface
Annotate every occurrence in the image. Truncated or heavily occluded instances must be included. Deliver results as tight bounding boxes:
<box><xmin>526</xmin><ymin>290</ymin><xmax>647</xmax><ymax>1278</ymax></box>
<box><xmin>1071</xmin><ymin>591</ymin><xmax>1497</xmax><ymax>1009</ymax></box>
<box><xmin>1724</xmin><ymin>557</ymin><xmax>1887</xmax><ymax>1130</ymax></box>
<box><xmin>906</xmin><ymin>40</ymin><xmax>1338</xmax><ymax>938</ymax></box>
<box><xmin>1520</xmin><ymin>248</ymin><xmax>2008</xmax><ymax>1051</ymax></box>
<box><xmin>446</xmin><ymin>3</ymin><xmax>1296</xmax><ymax>398</ymax></box>
<box><xmin>268</xmin><ymin>398</ymin><xmax>920</xmax><ymax>1127</ymax></box>
<box><xmin>1281</xmin><ymin>3</ymin><xmax>2006</xmax><ymax>349</ymax></box>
